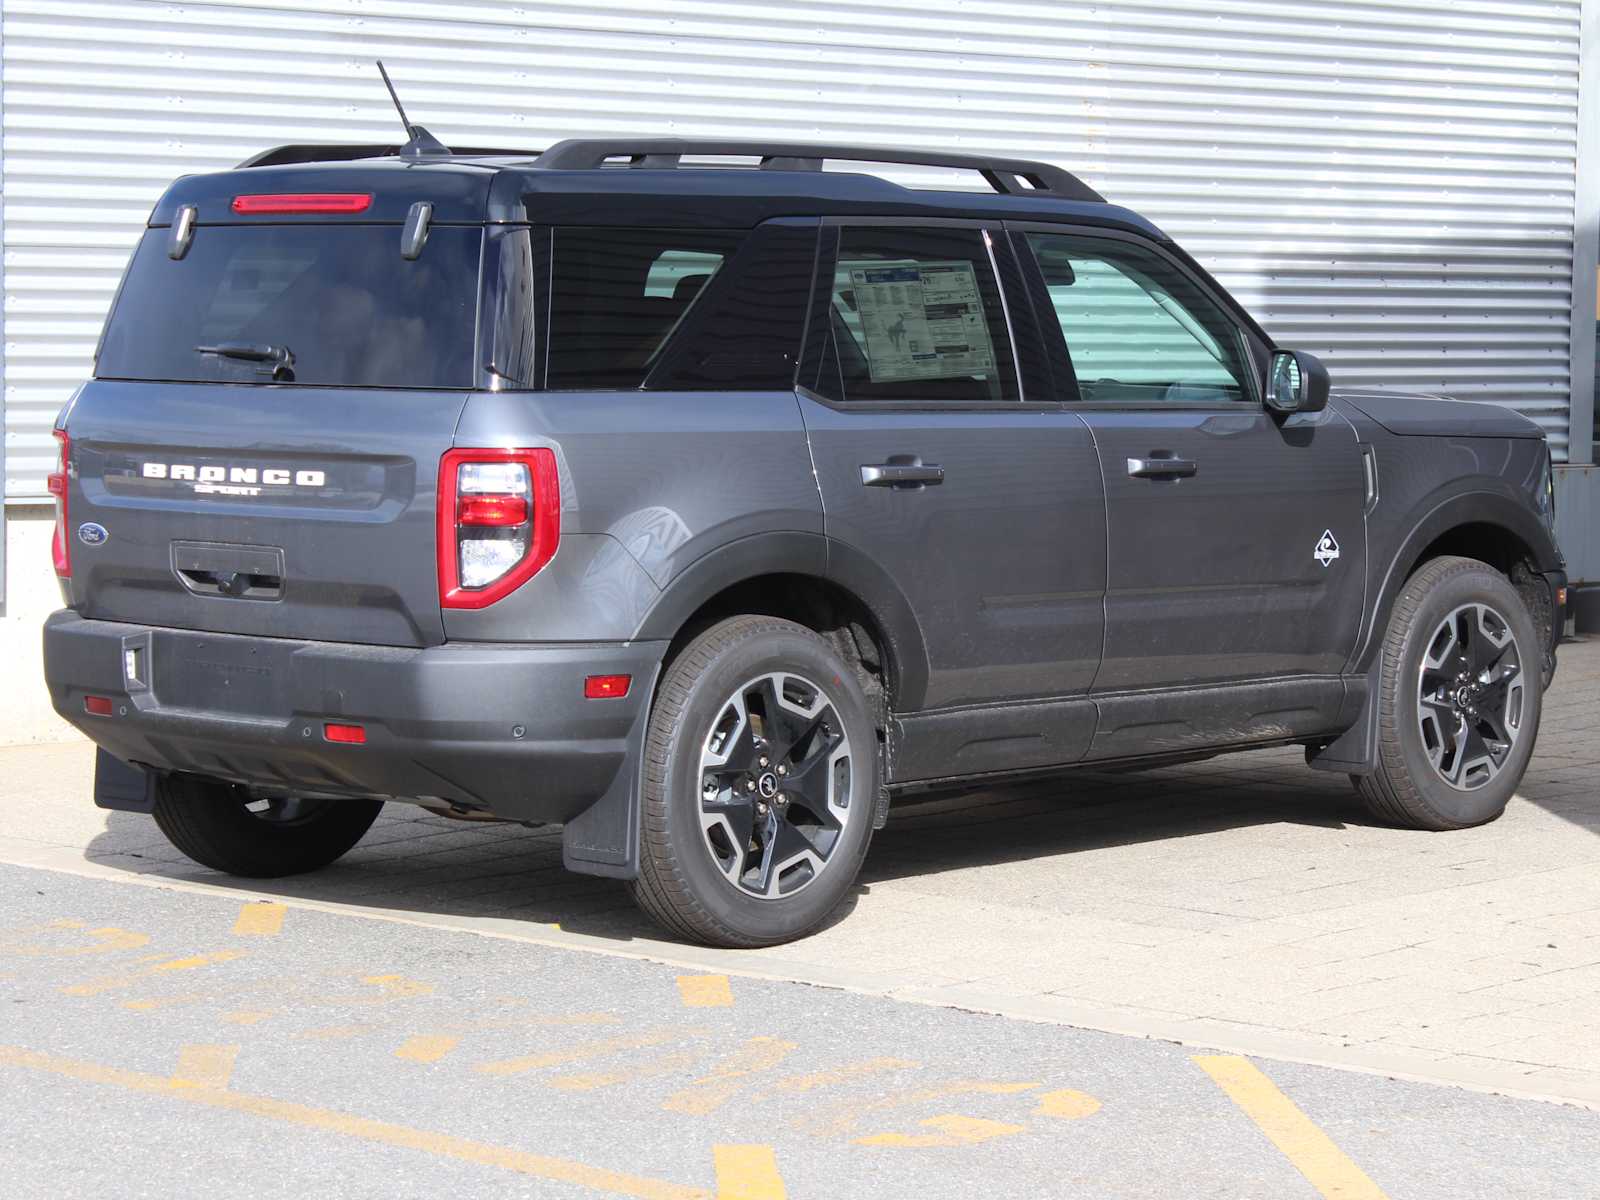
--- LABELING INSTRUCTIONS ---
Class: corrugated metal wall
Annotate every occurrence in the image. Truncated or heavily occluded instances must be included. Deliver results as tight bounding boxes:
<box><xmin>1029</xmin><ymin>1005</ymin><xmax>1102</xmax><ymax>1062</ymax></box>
<box><xmin>0</xmin><ymin>0</ymin><xmax>1588</xmax><ymax>500</ymax></box>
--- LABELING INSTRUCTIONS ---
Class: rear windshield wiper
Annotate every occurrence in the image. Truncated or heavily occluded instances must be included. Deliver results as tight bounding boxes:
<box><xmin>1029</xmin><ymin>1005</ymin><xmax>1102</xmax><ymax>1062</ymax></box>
<box><xmin>195</xmin><ymin>341</ymin><xmax>295</xmax><ymax>380</ymax></box>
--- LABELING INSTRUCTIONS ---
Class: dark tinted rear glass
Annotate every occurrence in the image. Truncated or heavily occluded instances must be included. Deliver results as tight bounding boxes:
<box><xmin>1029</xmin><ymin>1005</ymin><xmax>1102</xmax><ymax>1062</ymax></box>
<box><xmin>96</xmin><ymin>225</ymin><xmax>482</xmax><ymax>388</ymax></box>
<box><xmin>546</xmin><ymin>228</ymin><xmax>745</xmax><ymax>389</ymax></box>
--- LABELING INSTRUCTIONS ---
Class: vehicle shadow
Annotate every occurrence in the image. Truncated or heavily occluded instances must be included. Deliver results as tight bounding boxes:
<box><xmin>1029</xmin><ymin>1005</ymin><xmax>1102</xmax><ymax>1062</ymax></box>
<box><xmin>80</xmin><ymin>745</ymin><xmax>1392</xmax><ymax>947</ymax></box>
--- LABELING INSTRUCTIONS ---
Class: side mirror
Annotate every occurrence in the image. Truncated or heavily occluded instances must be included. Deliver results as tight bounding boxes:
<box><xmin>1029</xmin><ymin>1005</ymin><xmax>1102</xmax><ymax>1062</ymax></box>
<box><xmin>1267</xmin><ymin>350</ymin><xmax>1329</xmax><ymax>415</ymax></box>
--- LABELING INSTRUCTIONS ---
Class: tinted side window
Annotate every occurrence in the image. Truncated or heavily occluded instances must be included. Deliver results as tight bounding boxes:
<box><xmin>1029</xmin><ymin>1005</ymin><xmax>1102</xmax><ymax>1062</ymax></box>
<box><xmin>546</xmin><ymin>228</ymin><xmax>744</xmax><ymax>389</ymax></box>
<box><xmin>818</xmin><ymin>226</ymin><xmax>1018</xmax><ymax>404</ymax></box>
<box><xmin>1026</xmin><ymin>233</ymin><xmax>1253</xmax><ymax>405</ymax></box>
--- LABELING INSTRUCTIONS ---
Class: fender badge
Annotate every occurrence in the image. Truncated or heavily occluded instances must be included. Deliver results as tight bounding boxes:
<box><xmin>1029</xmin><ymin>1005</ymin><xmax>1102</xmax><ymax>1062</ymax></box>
<box><xmin>77</xmin><ymin>522</ymin><xmax>109</xmax><ymax>547</ymax></box>
<box><xmin>1314</xmin><ymin>529</ymin><xmax>1340</xmax><ymax>567</ymax></box>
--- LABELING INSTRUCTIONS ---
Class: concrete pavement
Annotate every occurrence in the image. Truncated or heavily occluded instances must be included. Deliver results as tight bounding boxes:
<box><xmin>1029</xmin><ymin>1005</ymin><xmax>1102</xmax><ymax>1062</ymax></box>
<box><xmin>1</xmin><ymin>637</ymin><xmax>1597</xmax><ymax>1111</ymax></box>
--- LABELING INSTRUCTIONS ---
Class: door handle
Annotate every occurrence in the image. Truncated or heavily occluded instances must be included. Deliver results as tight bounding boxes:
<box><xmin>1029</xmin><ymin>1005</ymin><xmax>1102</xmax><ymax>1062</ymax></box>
<box><xmin>1126</xmin><ymin>455</ymin><xmax>1197</xmax><ymax>480</ymax></box>
<box><xmin>861</xmin><ymin>463</ymin><xmax>945</xmax><ymax>487</ymax></box>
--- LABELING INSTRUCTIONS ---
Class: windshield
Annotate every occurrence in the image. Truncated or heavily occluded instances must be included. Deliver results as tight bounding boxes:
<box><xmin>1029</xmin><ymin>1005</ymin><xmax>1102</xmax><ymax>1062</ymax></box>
<box><xmin>96</xmin><ymin>224</ymin><xmax>482</xmax><ymax>388</ymax></box>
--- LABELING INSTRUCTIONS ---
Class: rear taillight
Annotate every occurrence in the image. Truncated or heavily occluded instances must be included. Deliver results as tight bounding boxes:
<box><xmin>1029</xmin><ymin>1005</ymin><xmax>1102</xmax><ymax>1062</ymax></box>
<box><xmin>47</xmin><ymin>429</ymin><xmax>70</xmax><ymax>578</ymax></box>
<box><xmin>437</xmin><ymin>448</ymin><xmax>560</xmax><ymax>610</ymax></box>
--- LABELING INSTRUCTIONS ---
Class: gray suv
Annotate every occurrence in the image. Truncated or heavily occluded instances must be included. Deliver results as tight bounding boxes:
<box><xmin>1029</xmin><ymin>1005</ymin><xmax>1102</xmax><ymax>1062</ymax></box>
<box><xmin>43</xmin><ymin>137</ymin><xmax>1567</xmax><ymax>947</ymax></box>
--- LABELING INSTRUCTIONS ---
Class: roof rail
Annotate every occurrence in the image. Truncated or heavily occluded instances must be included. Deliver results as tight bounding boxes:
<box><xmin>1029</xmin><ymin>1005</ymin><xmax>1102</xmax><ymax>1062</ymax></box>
<box><xmin>533</xmin><ymin>138</ymin><xmax>1104</xmax><ymax>203</ymax></box>
<box><xmin>239</xmin><ymin>143</ymin><xmax>543</xmax><ymax>169</ymax></box>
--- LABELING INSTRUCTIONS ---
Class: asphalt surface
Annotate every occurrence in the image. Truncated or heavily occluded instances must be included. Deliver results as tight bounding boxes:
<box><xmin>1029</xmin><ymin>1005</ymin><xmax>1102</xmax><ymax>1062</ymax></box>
<box><xmin>4</xmin><ymin>862</ymin><xmax>1598</xmax><ymax>1199</ymax></box>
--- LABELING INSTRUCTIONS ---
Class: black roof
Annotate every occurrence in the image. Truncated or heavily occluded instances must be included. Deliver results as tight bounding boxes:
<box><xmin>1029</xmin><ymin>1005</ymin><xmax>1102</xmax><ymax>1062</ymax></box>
<box><xmin>148</xmin><ymin>139</ymin><xmax>1165</xmax><ymax>239</ymax></box>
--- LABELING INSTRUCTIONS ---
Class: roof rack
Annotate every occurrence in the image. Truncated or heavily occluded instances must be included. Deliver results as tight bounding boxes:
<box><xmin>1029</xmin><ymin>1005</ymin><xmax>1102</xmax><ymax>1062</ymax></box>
<box><xmin>533</xmin><ymin>138</ymin><xmax>1104</xmax><ymax>203</ymax></box>
<box><xmin>239</xmin><ymin>143</ymin><xmax>543</xmax><ymax>169</ymax></box>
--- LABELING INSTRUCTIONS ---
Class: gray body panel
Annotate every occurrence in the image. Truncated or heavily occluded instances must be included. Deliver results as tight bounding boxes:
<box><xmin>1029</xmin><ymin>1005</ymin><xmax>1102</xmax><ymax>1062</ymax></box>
<box><xmin>62</xmin><ymin>380</ymin><xmax>464</xmax><ymax>648</ymax></box>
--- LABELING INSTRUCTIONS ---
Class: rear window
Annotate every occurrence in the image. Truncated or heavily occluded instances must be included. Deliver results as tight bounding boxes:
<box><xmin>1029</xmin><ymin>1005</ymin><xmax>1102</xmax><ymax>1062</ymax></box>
<box><xmin>96</xmin><ymin>225</ymin><xmax>482</xmax><ymax>388</ymax></box>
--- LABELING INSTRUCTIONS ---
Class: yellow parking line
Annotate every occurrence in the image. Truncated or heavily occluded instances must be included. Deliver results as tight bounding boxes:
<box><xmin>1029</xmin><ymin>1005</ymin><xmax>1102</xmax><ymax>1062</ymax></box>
<box><xmin>232</xmin><ymin>902</ymin><xmax>285</xmax><ymax>937</ymax></box>
<box><xmin>61</xmin><ymin>950</ymin><xmax>246</xmax><ymax>997</ymax></box>
<box><xmin>1194</xmin><ymin>1055</ymin><xmax>1389</xmax><ymax>1200</ymax></box>
<box><xmin>396</xmin><ymin>1035</ymin><xmax>460</xmax><ymax>1064</ymax></box>
<box><xmin>0</xmin><ymin>1044</ymin><xmax>710</xmax><ymax>1200</ymax></box>
<box><xmin>173</xmin><ymin>1044</ymin><xmax>238</xmax><ymax>1090</ymax></box>
<box><xmin>663</xmin><ymin>1037</ymin><xmax>796</xmax><ymax>1116</ymax></box>
<box><xmin>477</xmin><ymin>1029</ymin><xmax>686</xmax><ymax>1076</ymax></box>
<box><xmin>855</xmin><ymin>1113</ymin><xmax>1025</xmax><ymax>1148</ymax></box>
<box><xmin>677</xmin><ymin>975</ymin><xmax>734</xmax><ymax>1008</ymax></box>
<box><xmin>712</xmin><ymin>1144</ymin><xmax>785</xmax><ymax>1200</ymax></box>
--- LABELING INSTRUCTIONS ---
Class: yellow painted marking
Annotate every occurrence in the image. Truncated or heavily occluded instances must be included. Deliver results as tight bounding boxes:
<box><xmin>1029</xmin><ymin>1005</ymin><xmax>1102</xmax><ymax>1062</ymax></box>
<box><xmin>1034</xmin><ymin>1088</ymin><xmax>1102</xmax><ymax>1121</ymax></box>
<box><xmin>799</xmin><ymin>1080</ymin><xmax>1040</xmax><ymax>1138</ymax></box>
<box><xmin>765</xmin><ymin>1057</ymin><xmax>918</xmax><ymax>1095</ymax></box>
<box><xmin>712</xmin><ymin>1144</ymin><xmax>786</xmax><ymax>1200</ymax></box>
<box><xmin>0</xmin><ymin>1044</ymin><xmax>708</xmax><ymax>1200</ymax></box>
<box><xmin>224</xmin><ymin>1011</ymin><xmax>274</xmax><ymax>1026</ymax></box>
<box><xmin>62</xmin><ymin>950</ymin><xmax>245</xmax><ymax>997</ymax></box>
<box><xmin>663</xmin><ymin>1037</ymin><xmax>797</xmax><ymax>1117</ymax></box>
<box><xmin>553</xmin><ymin>1051</ymin><xmax>701</xmax><ymax>1093</ymax></box>
<box><xmin>1194</xmin><ymin>1055</ymin><xmax>1390</xmax><ymax>1200</ymax></box>
<box><xmin>477</xmin><ymin>1030</ymin><xmax>686</xmax><ymax>1077</ymax></box>
<box><xmin>396</xmin><ymin>1035</ymin><xmax>460</xmax><ymax>1064</ymax></box>
<box><xmin>232</xmin><ymin>902</ymin><xmax>285</xmax><ymax>937</ymax></box>
<box><xmin>298</xmin><ymin>1025</ymin><xmax>379</xmax><ymax>1042</ymax></box>
<box><xmin>855</xmin><ymin>1113</ymin><xmax>1026</xmax><ymax>1149</ymax></box>
<box><xmin>676</xmin><ymin>975</ymin><xmax>734</xmax><ymax>1008</ymax></box>
<box><xmin>173</xmin><ymin>1044</ymin><xmax>238</xmax><ymax>1090</ymax></box>
<box><xmin>10</xmin><ymin>924</ymin><xmax>151</xmax><ymax>957</ymax></box>
<box><xmin>122</xmin><ymin>995</ymin><xmax>201</xmax><ymax>1013</ymax></box>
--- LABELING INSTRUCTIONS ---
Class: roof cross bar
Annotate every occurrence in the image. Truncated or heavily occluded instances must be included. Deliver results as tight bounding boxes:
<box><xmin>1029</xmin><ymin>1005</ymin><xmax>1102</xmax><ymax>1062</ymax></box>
<box><xmin>532</xmin><ymin>138</ymin><xmax>1104</xmax><ymax>203</ymax></box>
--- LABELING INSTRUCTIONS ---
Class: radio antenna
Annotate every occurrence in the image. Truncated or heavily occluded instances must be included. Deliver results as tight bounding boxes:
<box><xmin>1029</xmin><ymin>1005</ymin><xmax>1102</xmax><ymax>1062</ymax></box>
<box><xmin>375</xmin><ymin>61</ymin><xmax>449</xmax><ymax>159</ymax></box>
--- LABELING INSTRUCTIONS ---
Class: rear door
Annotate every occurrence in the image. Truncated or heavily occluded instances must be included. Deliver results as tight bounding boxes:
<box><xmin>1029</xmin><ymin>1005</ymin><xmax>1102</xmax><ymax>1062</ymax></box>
<box><xmin>798</xmin><ymin>222</ymin><xmax>1107</xmax><ymax>779</ymax></box>
<box><xmin>68</xmin><ymin>218</ymin><xmax>485</xmax><ymax>647</ymax></box>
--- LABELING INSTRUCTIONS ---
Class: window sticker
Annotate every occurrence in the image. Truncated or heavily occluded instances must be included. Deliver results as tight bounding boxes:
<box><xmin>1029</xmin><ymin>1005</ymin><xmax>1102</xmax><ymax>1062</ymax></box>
<box><xmin>841</xmin><ymin>259</ymin><xmax>997</xmax><ymax>383</ymax></box>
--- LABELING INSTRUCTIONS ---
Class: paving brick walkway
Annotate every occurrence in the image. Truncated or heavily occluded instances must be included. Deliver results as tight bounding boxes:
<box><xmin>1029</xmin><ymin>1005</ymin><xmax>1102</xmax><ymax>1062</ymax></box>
<box><xmin>5</xmin><ymin>637</ymin><xmax>1598</xmax><ymax>1105</ymax></box>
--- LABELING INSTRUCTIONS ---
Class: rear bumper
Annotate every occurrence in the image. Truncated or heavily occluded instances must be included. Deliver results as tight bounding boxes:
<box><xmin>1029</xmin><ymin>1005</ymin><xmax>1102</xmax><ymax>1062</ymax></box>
<box><xmin>43</xmin><ymin>611</ymin><xmax>664</xmax><ymax>828</ymax></box>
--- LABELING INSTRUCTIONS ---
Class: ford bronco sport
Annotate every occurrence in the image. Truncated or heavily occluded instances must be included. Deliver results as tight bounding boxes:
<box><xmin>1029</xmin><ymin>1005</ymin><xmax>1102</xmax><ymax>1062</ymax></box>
<box><xmin>43</xmin><ymin>134</ymin><xmax>1566</xmax><ymax>948</ymax></box>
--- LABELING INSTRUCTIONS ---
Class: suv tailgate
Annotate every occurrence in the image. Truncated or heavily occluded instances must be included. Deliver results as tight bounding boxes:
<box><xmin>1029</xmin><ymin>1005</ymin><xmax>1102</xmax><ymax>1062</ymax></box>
<box><xmin>64</xmin><ymin>380</ymin><xmax>464</xmax><ymax>647</ymax></box>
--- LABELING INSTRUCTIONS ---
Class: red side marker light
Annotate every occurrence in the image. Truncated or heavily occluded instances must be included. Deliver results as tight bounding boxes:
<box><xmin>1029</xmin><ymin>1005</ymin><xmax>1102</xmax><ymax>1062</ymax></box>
<box><xmin>324</xmin><ymin>722</ymin><xmax>367</xmax><ymax>744</ymax></box>
<box><xmin>84</xmin><ymin>695</ymin><xmax>114</xmax><ymax>716</ymax></box>
<box><xmin>231</xmin><ymin>193</ymin><xmax>373</xmax><ymax>215</ymax></box>
<box><xmin>584</xmin><ymin>674</ymin><xmax>632</xmax><ymax>700</ymax></box>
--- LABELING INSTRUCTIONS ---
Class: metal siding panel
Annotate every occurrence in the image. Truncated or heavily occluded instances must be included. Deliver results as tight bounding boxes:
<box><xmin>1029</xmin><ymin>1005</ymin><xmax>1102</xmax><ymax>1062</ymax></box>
<box><xmin>1</xmin><ymin>0</ymin><xmax>1586</xmax><ymax>498</ymax></box>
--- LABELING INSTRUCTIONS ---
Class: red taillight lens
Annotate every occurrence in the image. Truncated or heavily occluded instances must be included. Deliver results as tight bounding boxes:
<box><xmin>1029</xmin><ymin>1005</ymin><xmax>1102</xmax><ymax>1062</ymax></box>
<box><xmin>324</xmin><ymin>722</ymin><xmax>366</xmax><ymax>744</ymax></box>
<box><xmin>437</xmin><ymin>448</ymin><xmax>560</xmax><ymax>610</ymax></box>
<box><xmin>47</xmin><ymin>429</ymin><xmax>70</xmax><ymax>578</ymax></box>
<box><xmin>457</xmin><ymin>494</ymin><xmax>530</xmax><ymax>527</ymax></box>
<box><xmin>231</xmin><ymin>193</ymin><xmax>373</xmax><ymax>215</ymax></box>
<box><xmin>584</xmin><ymin>674</ymin><xmax>632</xmax><ymax>700</ymax></box>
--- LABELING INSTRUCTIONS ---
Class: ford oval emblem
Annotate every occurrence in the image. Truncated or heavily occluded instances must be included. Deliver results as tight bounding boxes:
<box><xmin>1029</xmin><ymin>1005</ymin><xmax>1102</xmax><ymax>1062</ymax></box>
<box><xmin>77</xmin><ymin>522</ymin><xmax>109</xmax><ymax>547</ymax></box>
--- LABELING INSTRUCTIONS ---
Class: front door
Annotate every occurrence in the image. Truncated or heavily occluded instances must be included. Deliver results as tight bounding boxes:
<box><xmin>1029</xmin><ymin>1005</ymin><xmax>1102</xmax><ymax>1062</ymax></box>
<box><xmin>799</xmin><ymin>222</ymin><xmax>1107</xmax><ymax>779</ymax></box>
<box><xmin>1015</xmin><ymin>227</ymin><xmax>1368</xmax><ymax>754</ymax></box>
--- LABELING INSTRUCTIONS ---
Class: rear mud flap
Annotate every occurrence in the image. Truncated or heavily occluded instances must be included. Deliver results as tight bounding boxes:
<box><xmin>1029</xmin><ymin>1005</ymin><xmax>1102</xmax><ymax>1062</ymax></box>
<box><xmin>560</xmin><ymin>671</ymin><xmax>657</xmax><ymax>881</ymax></box>
<box><xmin>93</xmin><ymin>748</ymin><xmax>158</xmax><ymax>813</ymax></box>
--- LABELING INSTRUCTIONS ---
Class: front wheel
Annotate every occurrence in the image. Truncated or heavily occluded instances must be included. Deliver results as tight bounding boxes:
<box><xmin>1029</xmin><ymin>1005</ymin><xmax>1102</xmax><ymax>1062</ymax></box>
<box><xmin>1357</xmin><ymin>555</ymin><xmax>1542</xmax><ymax>830</ymax></box>
<box><xmin>152</xmin><ymin>774</ymin><xmax>383</xmax><ymax>877</ymax></box>
<box><xmin>629</xmin><ymin>616</ymin><xmax>878</xmax><ymax>947</ymax></box>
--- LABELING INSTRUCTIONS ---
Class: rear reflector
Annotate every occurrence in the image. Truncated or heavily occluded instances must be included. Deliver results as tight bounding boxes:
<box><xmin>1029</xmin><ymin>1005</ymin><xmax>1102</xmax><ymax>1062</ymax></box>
<box><xmin>584</xmin><ymin>674</ymin><xmax>632</xmax><ymax>700</ymax></box>
<box><xmin>324</xmin><ymin>722</ymin><xmax>367</xmax><ymax>744</ymax></box>
<box><xmin>83</xmin><ymin>695</ymin><xmax>114</xmax><ymax>716</ymax></box>
<box><xmin>231</xmin><ymin>193</ymin><xmax>373</xmax><ymax>215</ymax></box>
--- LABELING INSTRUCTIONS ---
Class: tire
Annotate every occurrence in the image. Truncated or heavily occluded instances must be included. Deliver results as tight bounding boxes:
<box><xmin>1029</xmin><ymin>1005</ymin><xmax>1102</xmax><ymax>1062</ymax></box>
<box><xmin>152</xmin><ymin>774</ymin><xmax>383</xmax><ymax>877</ymax></box>
<box><xmin>628</xmin><ymin>615</ymin><xmax>878</xmax><ymax>947</ymax></box>
<box><xmin>1357</xmin><ymin>555</ymin><xmax>1542</xmax><ymax>831</ymax></box>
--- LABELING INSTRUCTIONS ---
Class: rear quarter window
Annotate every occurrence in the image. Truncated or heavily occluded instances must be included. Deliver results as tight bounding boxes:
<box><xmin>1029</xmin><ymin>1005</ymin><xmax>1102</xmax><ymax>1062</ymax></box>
<box><xmin>96</xmin><ymin>224</ymin><xmax>482</xmax><ymax>389</ymax></box>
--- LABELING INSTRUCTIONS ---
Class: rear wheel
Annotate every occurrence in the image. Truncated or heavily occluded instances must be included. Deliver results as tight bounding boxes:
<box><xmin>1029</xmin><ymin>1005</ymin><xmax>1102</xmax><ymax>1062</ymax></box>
<box><xmin>1357</xmin><ymin>556</ymin><xmax>1541</xmax><ymax>830</ymax></box>
<box><xmin>152</xmin><ymin>774</ymin><xmax>383</xmax><ymax>877</ymax></box>
<box><xmin>629</xmin><ymin>616</ymin><xmax>877</xmax><ymax>947</ymax></box>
